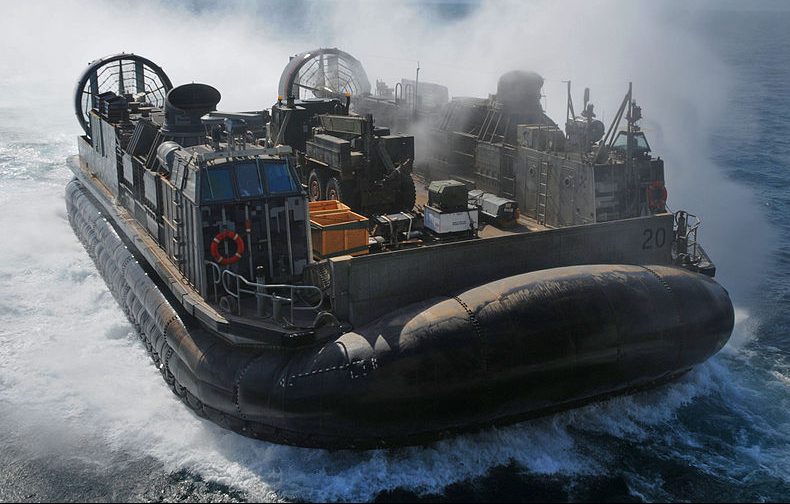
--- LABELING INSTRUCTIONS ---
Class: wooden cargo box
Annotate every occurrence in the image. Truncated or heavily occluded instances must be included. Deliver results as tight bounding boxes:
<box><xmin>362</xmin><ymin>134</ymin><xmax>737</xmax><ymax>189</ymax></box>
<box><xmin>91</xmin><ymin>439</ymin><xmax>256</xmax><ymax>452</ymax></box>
<box><xmin>310</xmin><ymin>209</ymin><xmax>369</xmax><ymax>259</ymax></box>
<box><xmin>308</xmin><ymin>199</ymin><xmax>350</xmax><ymax>217</ymax></box>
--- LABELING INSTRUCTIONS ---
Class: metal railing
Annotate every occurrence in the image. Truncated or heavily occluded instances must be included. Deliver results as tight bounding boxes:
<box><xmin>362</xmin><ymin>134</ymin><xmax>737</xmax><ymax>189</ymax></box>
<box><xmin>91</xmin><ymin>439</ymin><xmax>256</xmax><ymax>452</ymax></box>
<box><xmin>674</xmin><ymin>210</ymin><xmax>702</xmax><ymax>264</ymax></box>
<box><xmin>205</xmin><ymin>261</ymin><xmax>223</xmax><ymax>304</ymax></box>
<box><xmin>217</xmin><ymin>266</ymin><xmax>323</xmax><ymax>325</ymax></box>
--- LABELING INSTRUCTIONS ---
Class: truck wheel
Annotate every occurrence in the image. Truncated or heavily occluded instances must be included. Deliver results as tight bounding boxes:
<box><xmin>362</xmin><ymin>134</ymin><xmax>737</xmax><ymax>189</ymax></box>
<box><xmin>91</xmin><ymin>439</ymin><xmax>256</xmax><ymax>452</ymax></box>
<box><xmin>398</xmin><ymin>175</ymin><xmax>417</xmax><ymax>211</ymax></box>
<box><xmin>326</xmin><ymin>177</ymin><xmax>344</xmax><ymax>202</ymax></box>
<box><xmin>307</xmin><ymin>169</ymin><xmax>327</xmax><ymax>201</ymax></box>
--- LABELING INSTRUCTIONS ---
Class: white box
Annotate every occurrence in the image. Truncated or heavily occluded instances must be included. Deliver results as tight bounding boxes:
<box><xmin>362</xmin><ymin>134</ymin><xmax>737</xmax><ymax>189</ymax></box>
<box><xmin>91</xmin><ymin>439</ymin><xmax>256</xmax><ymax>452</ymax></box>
<box><xmin>424</xmin><ymin>205</ymin><xmax>479</xmax><ymax>234</ymax></box>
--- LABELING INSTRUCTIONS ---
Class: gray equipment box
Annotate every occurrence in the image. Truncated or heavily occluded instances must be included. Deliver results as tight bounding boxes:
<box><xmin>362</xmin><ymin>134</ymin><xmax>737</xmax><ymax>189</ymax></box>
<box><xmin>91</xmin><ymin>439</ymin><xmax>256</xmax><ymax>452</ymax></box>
<box><xmin>469</xmin><ymin>189</ymin><xmax>518</xmax><ymax>223</ymax></box>
<box><xmin>428</xmin><ymin>180</ymin><xmax>468</xmax><ymax>212</ymax></box>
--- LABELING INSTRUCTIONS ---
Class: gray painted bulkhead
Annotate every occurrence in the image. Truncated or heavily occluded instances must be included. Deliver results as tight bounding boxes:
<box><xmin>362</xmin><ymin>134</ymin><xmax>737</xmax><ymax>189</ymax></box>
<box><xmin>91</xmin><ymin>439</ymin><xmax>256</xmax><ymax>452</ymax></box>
<box><xmin>431</xmin><ymin>134</ymin><xmax>664</xmax><ymax>230</ymax></box>
<box><xmin>330</xmin><ymin>212</ymin><xmax>674</xmax><ymax>327</ymax></box>
<box><xmin>81</xmin><ymin>112</ymin><xmax>209</xmax><ymax>296</ymax></box>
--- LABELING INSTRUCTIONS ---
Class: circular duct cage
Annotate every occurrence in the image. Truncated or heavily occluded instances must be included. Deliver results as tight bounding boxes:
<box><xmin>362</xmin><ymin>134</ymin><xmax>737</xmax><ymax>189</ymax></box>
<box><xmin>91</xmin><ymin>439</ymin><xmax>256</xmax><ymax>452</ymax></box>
<box><xmin>278</xmin><ymin>48</ymin><xmax>371</xmax><ymax>100</ymax></box>
<box><xmin>74</xmin><ymin>53</ymin><xmax>173</xmax><ymax>134</ymax></box>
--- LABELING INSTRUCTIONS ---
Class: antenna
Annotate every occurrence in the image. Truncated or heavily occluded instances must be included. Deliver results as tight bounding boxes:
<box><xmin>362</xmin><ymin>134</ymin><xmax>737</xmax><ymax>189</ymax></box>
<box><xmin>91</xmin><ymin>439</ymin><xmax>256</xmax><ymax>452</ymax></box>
<box><xmin>626</xmin><ymin>82</ymin><xmax>641</xmax><ymax>133</ymax></box>
<box><xmin>117</xmin><ymin>60</ymin><xmax>126</xmax><ymax>95</ymax></box>
<box><xmin>594</xmin><ymin>83</ymin><xmax>631</xmax><ymax>163</ymax></box>
<box><xmin>414</xmin><ymin>61</ymin><xmax>420</xmax><ymax>115</ymax></box>
<box><xmin>564</xmin><ymin>80</ymin><xmax>575</xmax><ymax>123</ymax></box>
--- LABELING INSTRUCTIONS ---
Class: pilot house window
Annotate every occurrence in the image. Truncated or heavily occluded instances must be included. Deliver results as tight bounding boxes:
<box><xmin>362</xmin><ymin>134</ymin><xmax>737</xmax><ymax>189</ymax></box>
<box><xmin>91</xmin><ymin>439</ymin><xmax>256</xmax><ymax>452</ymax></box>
<box><xmin>612</xmin><ymin>132</ymin><xmax>651</xmax><ymax>153</ymax></box>
<box><xmin>263</xmin><ymin>162</ymin><xmax>297</xmax><ymax>194</ymax></box>
<box><xmin>201</xmin><ymin>167</ymin><xmax>235</xmax><ymax>201</ymax></box>
<box><xmin>200</xmin><ymin>161</ymin><xmax>298</xmax><ymax>203</ymax></box>
<box><xmin>236</xmin><ymin>161</ymin><xmax>264</xmax><ymax>197</ymax></box>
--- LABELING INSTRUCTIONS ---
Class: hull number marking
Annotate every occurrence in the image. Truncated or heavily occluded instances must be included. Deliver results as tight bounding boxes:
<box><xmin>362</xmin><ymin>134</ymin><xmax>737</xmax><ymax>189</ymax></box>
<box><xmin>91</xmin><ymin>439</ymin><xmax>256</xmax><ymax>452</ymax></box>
<box><xmin>642</xmin><ymin>227</ymin><xmax>667</xmax><ymax>250</ymax></box>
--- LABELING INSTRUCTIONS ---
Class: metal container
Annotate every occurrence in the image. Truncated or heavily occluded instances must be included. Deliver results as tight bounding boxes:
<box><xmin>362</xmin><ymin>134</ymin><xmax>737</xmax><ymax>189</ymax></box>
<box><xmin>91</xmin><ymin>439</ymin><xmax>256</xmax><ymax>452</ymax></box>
<box><xmin>428</xmin><ymin>179</ymin><xmax>468</xmax><ymax>211</ymax></box>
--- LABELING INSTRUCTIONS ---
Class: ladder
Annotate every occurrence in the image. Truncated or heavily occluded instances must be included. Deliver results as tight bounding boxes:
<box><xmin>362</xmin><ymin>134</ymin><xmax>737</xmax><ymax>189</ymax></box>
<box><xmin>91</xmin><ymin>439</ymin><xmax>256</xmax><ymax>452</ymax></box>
<box><xmin>172</xmin><ymin>189</ymin><xmax>186</xmax><ymax>274</ymax></box>
<box><xmin>501</xmin><ymin>147</ymin><xmax>516</xmax><ymax>199</ymax></box>
<box><xmin>537</xmin><ymin>161</ymin><xmax>549</xmax><ymax>225</ymax></box>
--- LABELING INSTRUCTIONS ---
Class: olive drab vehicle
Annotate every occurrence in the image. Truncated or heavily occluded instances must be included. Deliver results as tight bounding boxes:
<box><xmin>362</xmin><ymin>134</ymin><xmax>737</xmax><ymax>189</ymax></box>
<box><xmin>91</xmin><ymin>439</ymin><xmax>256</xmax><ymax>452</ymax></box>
<box><xmin>272</xmin><ymin>48</ymin><xmax>417</xmax><ymax>216</ymax></box>
<box><xmin>65</xmin><ymin>52</ymin><xmax>733</xmax><ymax>449</ymax></box>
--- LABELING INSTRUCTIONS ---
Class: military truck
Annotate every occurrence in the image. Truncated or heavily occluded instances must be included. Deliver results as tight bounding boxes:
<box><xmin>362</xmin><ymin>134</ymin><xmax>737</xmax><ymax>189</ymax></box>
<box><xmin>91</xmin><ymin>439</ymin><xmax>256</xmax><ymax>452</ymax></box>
<box><xmin>269</xmin><ymin>96</ymin><xmax>416</xmax><ymax>215</ymax></box>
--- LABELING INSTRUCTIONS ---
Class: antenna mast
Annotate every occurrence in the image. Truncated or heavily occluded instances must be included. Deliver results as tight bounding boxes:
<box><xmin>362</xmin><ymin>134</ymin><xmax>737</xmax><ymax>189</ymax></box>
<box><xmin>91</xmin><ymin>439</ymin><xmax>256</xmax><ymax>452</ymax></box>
<box><xmin>565</xmin><ymin>80</ymin><xmax>575</xmax><ymax>123</ymax></box>
<box><xmin>414</xmin><ymin>61</ymin><xmax>420</xmax><ymax>115</ymax></box>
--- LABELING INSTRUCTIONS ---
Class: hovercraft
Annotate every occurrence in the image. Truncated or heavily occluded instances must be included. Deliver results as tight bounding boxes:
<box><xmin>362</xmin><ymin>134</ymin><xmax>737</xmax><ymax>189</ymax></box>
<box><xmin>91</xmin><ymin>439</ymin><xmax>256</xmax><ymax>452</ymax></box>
<box><xmin>66</xmin><ymin>53</ymin><xmax>733</xmax><ymax>449</ymax></box>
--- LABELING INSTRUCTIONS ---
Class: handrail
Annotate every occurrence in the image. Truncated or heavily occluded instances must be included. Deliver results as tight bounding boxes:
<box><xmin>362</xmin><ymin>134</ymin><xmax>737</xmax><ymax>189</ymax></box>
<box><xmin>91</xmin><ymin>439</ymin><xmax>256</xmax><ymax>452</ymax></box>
<box><xmin>205</xmin><ymin>261</ymin><xmax>222</xmax><ymax>304</ymax></box>
<box><xmin>674</xmin><ymin>210</ymin><xmax>702</xmax><ymax>264</ymax></box>
<box><xmin>219</xmin><ymin>268</ymin><xmax>323</xmax><ymax>325</ymax></box>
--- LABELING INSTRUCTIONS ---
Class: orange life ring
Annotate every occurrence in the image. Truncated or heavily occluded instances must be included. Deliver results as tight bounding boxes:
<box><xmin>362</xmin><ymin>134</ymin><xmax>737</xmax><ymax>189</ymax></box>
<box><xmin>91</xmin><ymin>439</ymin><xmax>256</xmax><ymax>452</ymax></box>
<box><xmin>646</xmin><ymin>181</ymin><xmax>668</xmax><ymax>211</ymax></box>
<box><xmin>210</xmin><ymin>230</ymin><xmax>245</xmax><ymax>266</ymax></box>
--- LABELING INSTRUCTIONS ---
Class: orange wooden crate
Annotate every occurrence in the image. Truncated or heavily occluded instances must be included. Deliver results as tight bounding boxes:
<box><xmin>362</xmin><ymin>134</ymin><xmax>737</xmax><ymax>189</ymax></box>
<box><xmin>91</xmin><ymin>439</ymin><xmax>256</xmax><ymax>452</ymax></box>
<box><xmin>310</xmin><ymin>209</ymin><xmax>369</xmax><ymax>259</ymax></box>
<box><xmin>308</xmin><ymin>200</ymin><xmax>350</xmax><ymax>217</ymax></box>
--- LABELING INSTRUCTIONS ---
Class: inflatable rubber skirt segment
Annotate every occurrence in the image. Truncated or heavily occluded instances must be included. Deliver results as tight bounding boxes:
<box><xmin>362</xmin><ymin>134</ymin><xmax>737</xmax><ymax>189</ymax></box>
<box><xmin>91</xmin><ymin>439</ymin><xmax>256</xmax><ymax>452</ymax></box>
<box><xmin>66</xmin><ymin>179</ymin><xmax>734</xmax><ymax>449</ymax></box>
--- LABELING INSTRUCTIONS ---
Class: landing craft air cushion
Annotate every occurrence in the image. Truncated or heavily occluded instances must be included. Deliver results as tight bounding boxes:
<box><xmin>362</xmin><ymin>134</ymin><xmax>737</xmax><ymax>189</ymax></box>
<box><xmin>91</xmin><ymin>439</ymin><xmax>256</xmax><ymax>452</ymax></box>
<box><xmin>65</xmin><ymin>52</ymin><xmax>733</xmax><ymax>448</ymax></box>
